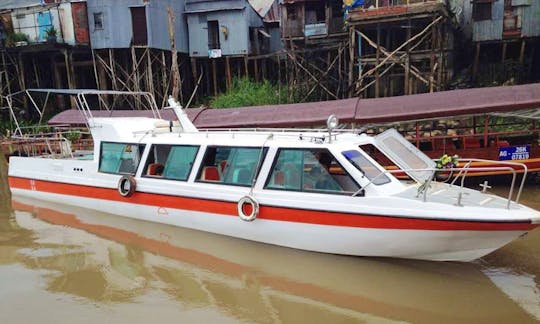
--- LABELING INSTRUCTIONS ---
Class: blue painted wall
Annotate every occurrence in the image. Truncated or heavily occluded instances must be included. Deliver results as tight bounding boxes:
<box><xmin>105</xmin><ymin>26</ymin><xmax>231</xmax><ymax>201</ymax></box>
<box><xmin>87</xmin><ymin>0</ymin><xmax>188</xmax><ymax>52</ymax></box>
<box><xmin>185</xmin><ymin>0</ymin><xmax>264</xmax><ymax>57</ymax></box>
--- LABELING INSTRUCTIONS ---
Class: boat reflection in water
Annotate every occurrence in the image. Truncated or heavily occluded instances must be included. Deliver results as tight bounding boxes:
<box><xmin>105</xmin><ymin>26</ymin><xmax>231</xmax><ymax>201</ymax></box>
<box><xmin>6</xmin><ymin>197</ymin><xmax>539</xmax><ymax>323</ymax></box>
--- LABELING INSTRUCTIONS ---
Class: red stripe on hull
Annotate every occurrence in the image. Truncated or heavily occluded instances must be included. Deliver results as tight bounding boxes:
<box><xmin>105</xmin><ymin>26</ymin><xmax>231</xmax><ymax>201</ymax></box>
<box><xmin>8</xmin><ymin>176</ymin><xmax>537</xmax><ymax>231</ymax></box>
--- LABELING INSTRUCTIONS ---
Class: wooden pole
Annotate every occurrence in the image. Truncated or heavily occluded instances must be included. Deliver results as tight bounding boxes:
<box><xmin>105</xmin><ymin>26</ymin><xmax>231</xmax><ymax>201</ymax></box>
<box><xmin>161</xmin><ymin>51</ymin><xmax>168</xmax><ymax>100</ymax></box>
<box><xmin>147</xmin><ymin>49</ymin><xmax>155</xmax><ymax>100</ymax></box>
<box><xmin>348</xmin><ymin>26</ymin><xmax>355</xmax><ymax>97</ymax></box>
<box><xmin>32</xmin><ymin>57</ymin><xmax>40</xmax><ymax>88</ymax></box>
<box><xmin>473</xmin><ymin>42</ymin><xmax>480</xmax><ymax>81</ymax></box>
<box><xmin>254</xmin><ymin>58</ymin><xmax>259</xmax><ymax>82</ymax></box>
<box><xmin>519</xmin><ymin>39</ymin><xmax>526</xmax><ymax>64</ymax></box>
<box><xmin>375</xmin><ymin>23</ymin><xmax>381</xmax><ymax>98</ymax></box>
<box><xmin>405</xmin><ymin>20</ymin><xmax>411</xmax><ymax>95</ymax></box>
<box><xmin>212</xmin><ymin>59</ymin><xmax>217</xmax><ymax>96</ymax></box>
<box><xmin>225</xmin><ymin>56</ymin><xmax>232</xmax><ymax>90</ymax></box>
<box><xmin>501</xmin><ymin>42</ymin><xmax>507</xmax><ymax>62</ymax></box>
<box><xmin>109</xmin><ymin>49</ymin><xmax>117</xmax><ymax>91</ymax></box>
<box><xmin>168</xmin><ymin>6</ymin><xmax>180</xmax><ymax>100</ymax></box>
<box><xmin>244</xmin><ymin>55</ymin><xmax>249</xmax><ymax>78</ymax></box>
<box><xmin>63</xmin><ymin>49</ymin><xmax>73</xmax><ymax>89</ymax></box>
<box><xmin>91</xmin><ymin>49</ymin><xmax>101</xmax><ymax>90</ymax></box>
<box><xmin>437</xmin><ymin>21</ymin><xmax>444</xmax><ymax>91</ymax></box>
<box><xmin>430</xmin><ymin>17</ymin><xmax>436</xmax><ymax>92</ymax></box>
<box><xmin>130</xmin><ymin>46</ymin><xmax>139</xmax><ymax>93</ymax></box>
<box><xmin>277</xmin><ymin>55</ymin><xmax>281</xmax><ymax>103</ymax></box>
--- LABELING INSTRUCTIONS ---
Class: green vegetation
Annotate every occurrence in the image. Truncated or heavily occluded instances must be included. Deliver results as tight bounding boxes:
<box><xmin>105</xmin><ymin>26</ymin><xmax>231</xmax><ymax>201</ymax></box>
<box><xmin>64</xmin><ymin>130</ymin><xmax>81</xmax><ymax>142</ymax></box>
<box><xmin>6</xmin><ymin>32</ymin><xmax>28</xmax><ymax>47</ymax></box>
<box><xmin>45</xmin><ymin>26</ymin><xmax>57</xmax><ymax>37</ymax></box>
<box><xmin>210</xmin><ymin>78</ymin><xmax>295</xmax><ymax>109</ymax></box>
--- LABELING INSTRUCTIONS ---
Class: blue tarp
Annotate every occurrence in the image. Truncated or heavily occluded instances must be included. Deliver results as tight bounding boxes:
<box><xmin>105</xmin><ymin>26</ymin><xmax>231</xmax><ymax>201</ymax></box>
<box><xmin>344</xmin><ymin>0</ymin><xmax>364</xmax><ymax>15</ymax></box>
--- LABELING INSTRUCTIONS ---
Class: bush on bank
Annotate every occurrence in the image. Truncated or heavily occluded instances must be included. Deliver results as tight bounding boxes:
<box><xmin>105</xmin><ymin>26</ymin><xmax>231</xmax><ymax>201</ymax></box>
<box><xmin>210</xmin><ymin>78</ymin><xmax>293</xmax><ymax>109</ymax></box>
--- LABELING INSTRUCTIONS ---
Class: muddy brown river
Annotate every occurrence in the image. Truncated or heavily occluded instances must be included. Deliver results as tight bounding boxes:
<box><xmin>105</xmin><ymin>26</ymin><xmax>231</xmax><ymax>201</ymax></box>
<box><xmin>1</xmin><ymin>156</ymin><xmax>540</xmax><ymax>323</ymax></box>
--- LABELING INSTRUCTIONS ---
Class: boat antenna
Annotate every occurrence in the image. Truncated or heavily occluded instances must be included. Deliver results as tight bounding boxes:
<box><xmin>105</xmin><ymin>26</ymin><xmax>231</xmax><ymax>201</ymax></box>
<box><xmin>166</xmin><ymin>96</ymin><xmax>198</xmax><ymax>133</ymax></box>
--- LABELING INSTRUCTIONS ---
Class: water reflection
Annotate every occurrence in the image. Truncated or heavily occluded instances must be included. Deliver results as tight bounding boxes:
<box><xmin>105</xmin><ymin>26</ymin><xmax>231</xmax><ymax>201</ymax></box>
<box><xmin>3</xmin><ymin>197</ymin><xmax>539</xmax><ymax>323</ymax></box>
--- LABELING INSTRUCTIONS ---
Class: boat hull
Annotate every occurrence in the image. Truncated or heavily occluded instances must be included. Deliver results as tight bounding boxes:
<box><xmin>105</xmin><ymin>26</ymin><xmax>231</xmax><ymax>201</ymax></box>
<box><xmin>9</xmin><ymin>177</ymin><xmax>535</xmax><ymax>262</ymax></box>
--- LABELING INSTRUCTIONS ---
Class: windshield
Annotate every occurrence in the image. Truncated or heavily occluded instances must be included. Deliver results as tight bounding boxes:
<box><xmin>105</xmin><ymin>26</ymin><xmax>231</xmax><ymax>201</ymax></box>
<box><xmin>374</xmin><ymin>129</ymin><xmax>435</xmax><ymax>183</ymax></box>
<box><xmin>342</xmin><ymin>150</ymin><xmax>391</xmax><ymax>185</ymax></box>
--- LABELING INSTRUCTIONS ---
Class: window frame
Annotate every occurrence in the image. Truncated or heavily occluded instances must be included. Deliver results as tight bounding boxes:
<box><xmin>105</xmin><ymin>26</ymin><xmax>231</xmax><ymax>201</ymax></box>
<box><xmin>196</xmin><ymin>145</ymin><xmax>268</xmax><ymax>187</ymax></box>
<box><xmin>141</xmin><ymin>144</ymin><xmax>199</xmax><ymax>182</ymax></box>
<box><xmin>472</xmin><ymin>0</ymin><xmax>493</xmax><ymax>21</ymax></box>
<box><xmin>98</xmin><ymin>141</ymin><xmax>145</xmax><ymax>175</ymax></box>
<box><xmin>342</xmin><ymin>149</ymin><xmax>391</xmax><ymax>186</ymax></box>
<box><xmin>93</xmin><ymin>12</ymin><xmax>104</xmax><ymax>30</ymax></box>
<box><xmin>264</xmin><ymin>147</ymin><xmax>361</xmax><ymax>195</ymax></box>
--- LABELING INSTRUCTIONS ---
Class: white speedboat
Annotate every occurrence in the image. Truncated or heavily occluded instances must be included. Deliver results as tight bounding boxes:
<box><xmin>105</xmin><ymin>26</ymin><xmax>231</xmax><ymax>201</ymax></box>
<box><xmin>7</xmin><ymin>90</ymin><xmax>540</xmax><ymax>261</ymax></box>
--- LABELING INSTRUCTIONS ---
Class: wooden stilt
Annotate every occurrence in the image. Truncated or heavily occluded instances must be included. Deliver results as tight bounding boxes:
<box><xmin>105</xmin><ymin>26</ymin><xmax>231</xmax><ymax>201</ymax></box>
<box><xmin>348</xmin><ymin>26</ymin><xmax>355</xmax><ymax>97</ymax></box>
<box><xmin>473</xmin><ymin>42</ymin><xmax>480</xmax><ymax>80</ymax></box>
<box><xmin>32</xmin><ymin>57</ymin><xmax>40</xmax><ymax>88</ymax></box>
<box><xmin>437</xmin><ymin>21</ymin><xmax>443</xmax><ymax>91</ymax></box>
<box><xmin>191</xmin><ymin>57</ymin><xmax>198</xmax><ymax>85</ymax></box>
<box><xmin>519</xmin><ymin>39</ymin><xmax>526</xmax><ymax>64</ymax></box>
<box><xmin>63</xmin><ymin>49</ymin><xmax>72</xmax><ymax>89</ymax></box>
<box><xmin>146</xmin><ymin>49</ymin><xmax>154</xmax><ymax>98</ymax></box>
<box><xmin>277</xmin><ymin>55</ymin><xmax>281</xmax><ymax>103</ymax></box>
<box><xmin>161</xmin><ymin>51</ymin><xmax>168</xmax><ymax>99</ymax></box>
<box><xmin>430</xmin><ymin>17</ymin><xmax>436</xmax><ymax>92</ymax></box>
<box><xmin>225</xmin><ymin>56</ymin><xmax>232</xmax><ymax>90</ymax></box>
<box><xmin>404</xmin><ymin>19</ymin><xmax>411</xmax><ymax>95</ymax></box>
<box><xmin>244</xmin><ymin>55</ymin><xmax>249</xmax><ymax>78</ymax></box>
<box><xmin>501</xmin><ymin>42</ymin><xmax>507</xmax><ymax>62</ymax></box>
<box><xmin>254</xmin><ymin>58</ymin><xmax>259</xmax><ymax>82</ymax></box>
<box><xmin>375</xmin><ymin>23</ymin><xmax>381</xmax><ymax>98</ymax></box>
<box><xmin>109</xmin><ymin>49</ymin><xmax>118</xmax><ymax>91</ymax></box>
<box><xmin>212</xmin><ymin>59</ymin><xmax>217</xmax><ymax>96</ymax></box>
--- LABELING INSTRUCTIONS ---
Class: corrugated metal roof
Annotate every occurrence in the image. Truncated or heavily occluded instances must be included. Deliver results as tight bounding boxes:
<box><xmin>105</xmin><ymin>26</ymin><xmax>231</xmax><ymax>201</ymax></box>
<box><xmin>48</xmin><ymin>83</ymin><xmax>540</xmax><ymax>128</ymax></box>
<box><xmin>185</xmin><ymin>0</ymin><xmax>246</xmax><ymax>14</ymax></box>
<box><xmin>0</xmin><ymin>0</ymin><xmax>42</xmax><ymax>10</ymax></box>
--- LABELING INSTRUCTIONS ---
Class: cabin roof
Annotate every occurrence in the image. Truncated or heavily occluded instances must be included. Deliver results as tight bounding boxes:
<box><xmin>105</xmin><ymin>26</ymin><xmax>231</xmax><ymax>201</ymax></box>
<box><xmin>48</xmin><ymin>83</ymin><xmax>540</xmax><ymax>128</ymax></box>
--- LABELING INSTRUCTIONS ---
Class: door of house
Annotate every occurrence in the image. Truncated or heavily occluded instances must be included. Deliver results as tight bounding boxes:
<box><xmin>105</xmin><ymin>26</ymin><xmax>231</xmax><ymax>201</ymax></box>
<box><xmin>207</xmin><ymin>20</ymin><xmax>220</xmax><ymax>50</ymax></box>
<box><xmin>130</xmin><ymin>7</ymin><xmax>148</xmax><ymax>46</ymax></box>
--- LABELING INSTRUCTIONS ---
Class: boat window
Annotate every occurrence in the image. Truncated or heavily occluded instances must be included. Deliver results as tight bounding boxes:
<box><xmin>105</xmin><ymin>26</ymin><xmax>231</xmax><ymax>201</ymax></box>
<box><xmin>265</xmin><ymin>148</ymin><xmax>360</xmax><ymax>194</ymax></box>
<box><xmin>374</xmin><ymin>129</ymin><xmax>435</xmax><ymax>183</ymax></box>
<box><xmin>342</xmin><ymin>150</ymin><xmax>390</xmax><ymax>185</ymax></box>
<box><xmin>99</xmin><ymin>142</ymin><xmax>145</xmax><ymax>174</ymax></box>
<box><xmin>143</xmin><ymin>144</ymin><xmax>199</xmax><ymax>181</ymax></box>
<box><xmin>197</xmin><ymin>146</ymin><xmax>267</xmax><ymax>186</ymax></box>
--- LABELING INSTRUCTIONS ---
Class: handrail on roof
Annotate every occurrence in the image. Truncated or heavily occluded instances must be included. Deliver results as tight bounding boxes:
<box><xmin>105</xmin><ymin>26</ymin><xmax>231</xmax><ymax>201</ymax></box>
<box><xmin>6</xmin><ymin>88</ymin><xmax>161</xmax><ymax>135</ymax></box>
<box><xmin>353</xmin><ymin>159</ymin><xmax>527</xmax><ymax>209</ymax></box>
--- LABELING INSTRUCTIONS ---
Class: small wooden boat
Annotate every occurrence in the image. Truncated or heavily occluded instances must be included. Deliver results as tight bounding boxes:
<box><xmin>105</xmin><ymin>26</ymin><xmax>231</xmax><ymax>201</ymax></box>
<box><xmin>6</xmin><ymin>89</ymin><xmax>540</xmax><ymax>261</ymax></box>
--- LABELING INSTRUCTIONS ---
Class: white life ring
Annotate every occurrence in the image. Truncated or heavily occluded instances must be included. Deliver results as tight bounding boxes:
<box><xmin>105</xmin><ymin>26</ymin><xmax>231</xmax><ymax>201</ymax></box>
<box><xmin>118</xmin><ymin>175</ymin><xmax>136</xmax><ymax>197</ymax></box>
<box><xmin>237</xmin><ymin>195</ymin><xmax>259</xmax><ymax>222</ymax></box>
